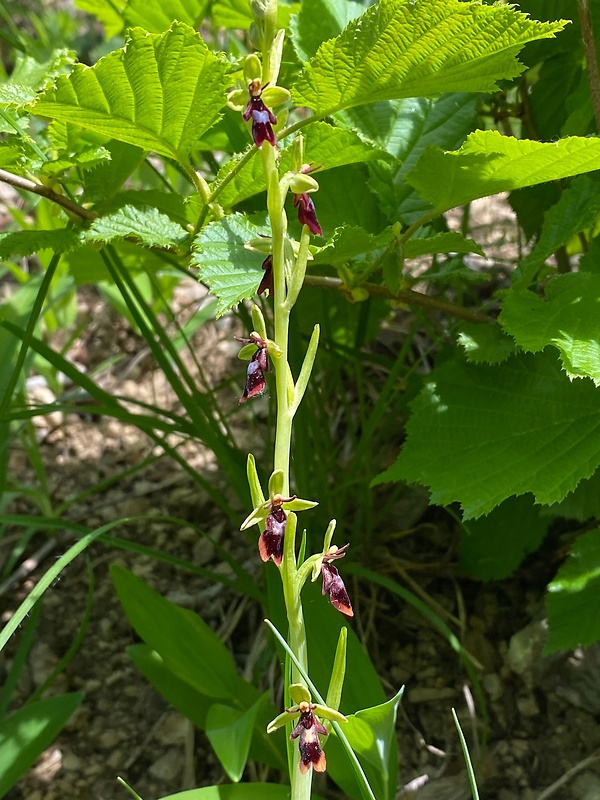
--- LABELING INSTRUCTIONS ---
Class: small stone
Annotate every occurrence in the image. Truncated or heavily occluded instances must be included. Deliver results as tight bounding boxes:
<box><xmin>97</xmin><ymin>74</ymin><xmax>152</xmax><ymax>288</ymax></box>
<box><xmin>98</xmin><ymin>730</ymin><xmax>121</xmax><ymax>749</ymax></box>
<box><xmin>407</xmin><ymin>686</ymin><xmax>456</xmax><ymax>703</ymax></box>
<box><xmin>63</xmin><ymin>751</ymin><xmax>82</xmax><ymax>771</ymax></box>
<box><xmin>516</xmin><ymin>694</ymin><xmax>539</xmax><ymax>717</ymax></box>
<box><xmin>177</xmin><ymin>526</ymin><xmax>197</xmax><ymax>544</ymax></box>
<box><xmin>506</xmin><ymin>620</ymin><xmax>547</xmax><ymax>678</ymax></box>
<box><xmin>193</xmin><ymin>536</ymin><xmax>215</xmax><ymax>563</ymax></box>
<box><xmin>29</xmin><ymin>641</ymin><xmax>59</xmax><ymax>687</ymax></box>
<box><xmin>572</xmin><ymin>771</ymin><xmax>600</xmax><ymax>800</ymax></box>
<box><xmin>148</xmin><ymin>748</ymin><xmax>183</xmax><ymax>782</ymax></box>
<box><xmin>153</xmin><ymin>712</ymin><xmax>188</xmax><ymax>745</ymax></box>
<box><xmin>483</xmin><ymin>672</ymin><xmax>503</xmax><ymax>702</ymax></box>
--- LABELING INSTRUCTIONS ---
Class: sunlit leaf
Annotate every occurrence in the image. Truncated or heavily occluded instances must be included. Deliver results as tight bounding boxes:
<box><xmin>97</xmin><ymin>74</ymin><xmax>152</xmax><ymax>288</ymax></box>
<box><xmin>33</xmin><ymin>23</ymin><xmax>228</xmax><ymax>161</ymax></box>
<box><xmin>86</xmin><ymin>205</ymin><xmax>190</xmax><ymax>249</ymax></box>
<box><xmin>374</xmin><ymin>350</ymin><xmax>600</xmax><ymax>519</ymax></box>
<box><xmin>206</xmin><ymin>695</ymin><xmax>267</xmax><ymax>782</ymax></box>
<box><xmin>290</xmin><ymin>0</ymin><xmax>365</xmax><ymax>61</ymax></box>
<box><xmin>546</xmin><ymin>528</ymin><xmax>600</xmax><ymax>652</ymax></box>
<box><xmin>292</xmin><ymin>0</ymin><xmax>566</xmax><ymax>116</ymax></box>
<box><xmin>501</xmin><ymin>273</ymin><xmax>600</xmax><ymax>385</ymax></box>
<box><xmin>75</xmin><ymin>0</ymin><xmax>126</xmax><ymax>38</ymax></box>
<box><xmin>407</xmin><ymin>130</ymin><xmax>600</xmax><ymax>214</ymax></box>
<box><xmin>193</xmin><ymin>214</ymin><xmax>268</xmax><ymax>315</ymax></box>
<box><xmin>124</xmin><ymin>0</ymin><xmax>210</xmax><ymax>33</ymax></box>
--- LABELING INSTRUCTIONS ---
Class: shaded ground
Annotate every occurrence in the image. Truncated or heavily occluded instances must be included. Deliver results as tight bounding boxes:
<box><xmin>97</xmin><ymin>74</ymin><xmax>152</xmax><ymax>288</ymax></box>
<box><xmin>2</xmin><ymin>196</ymin><xmax>600</xmax><ymax>800</ymax></box>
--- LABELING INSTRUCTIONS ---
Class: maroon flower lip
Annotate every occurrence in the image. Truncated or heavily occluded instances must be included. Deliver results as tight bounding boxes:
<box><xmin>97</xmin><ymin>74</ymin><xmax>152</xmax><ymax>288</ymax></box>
<box><xmin>236</xmin><ymin>333</ymin><xmax>269</xmax><ymax>403</ymax></box>
<box><xmin>290</xmin><ymin>703</ymin><xmax>328</xmax><ymax>775</ymax></box>
<box><xmin>317</xmin><ymin>543</ymin><xmax>353</xmax><ymax>616</ymax></box>
<box><xmin>243</xmin><ymin>82</ymin><xmax>277</xmax><ymax>148</ymax></box>
<box><xmin>293</xmin><ymin>192</ymin><xmax>322</xmax><ymax>236</ymax></box>
<box><xmin>258</xmin><ymin>504</ymin><xmax>286</xmax><ymax>566</ymax></box>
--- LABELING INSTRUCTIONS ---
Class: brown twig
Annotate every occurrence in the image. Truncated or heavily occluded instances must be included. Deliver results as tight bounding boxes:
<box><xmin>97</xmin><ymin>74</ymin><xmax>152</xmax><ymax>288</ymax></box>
<box><xmin>0</xmin><ymin>167</ymin><xmax>96</xmax><ymax>221</ymax></box>
<box><xmin>578</xmin><ymin>0</ymin><xmax>600</xmax><ymax>131</ymax></box>
<box><xmin>303</xmin><ymin>274</ymin><xmax>495</xmax><ymax>324</ymax></box>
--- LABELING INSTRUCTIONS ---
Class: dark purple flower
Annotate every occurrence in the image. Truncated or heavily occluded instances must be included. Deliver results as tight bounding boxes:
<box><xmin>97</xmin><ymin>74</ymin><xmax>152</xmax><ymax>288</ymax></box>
<box><xmin>293</xmin><ymin>192</ymin><xmax>322</xmax><ymax>236</ymax></box>
<box><xmin>236</xmin><ymin>333</ymin><xmax>268</xmax><ymax>403</ymax></box>
<box><xmin>319</xmin><ymin>544</ymin><xmax>353</xmax><ymax>617</ymax></box>
<box><xmin>290</xmin><ymin>702</ymin><xmax>328</xmax><ymax>775</ymax></box>
<box><xmin>243</xmin><ymin>80</ymin><xmax>277</xmax><ymax>148</ymax></box>
<box><xmin>257</xmin><ymin>254</ymin><xmax>274</xmax><ymax>296</ymax></box>
<box><xmin>258</xmin><ymin>504</ymin><xmax>286</xmax><ymax>566</ymax></box>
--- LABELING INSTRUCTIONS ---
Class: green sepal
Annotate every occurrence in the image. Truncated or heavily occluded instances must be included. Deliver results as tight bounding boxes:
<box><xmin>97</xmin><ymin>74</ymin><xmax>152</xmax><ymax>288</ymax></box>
<box><xmin>266</xmin><ymin>708</ymin><xmax>298</xmax><ymax>734</ymax></box>
<box><xmin>326</xmin><ymin>627</ymin><xmax>347</xmax><ymax>714</ymax></box>
<box><xmin>262</xmin><ymin>86</ymin><xmax>291</xmax><ymax>107</ymax></box>
<box><xmin>240</xmin><ymin>503</ymin><xmax>270</xmax><ymax>531</ymax></box>
<box><xmin>289</xmin><ymin>684</ymin><xmax>311</xmax><ymax>705</ymax></box>
<box><xmin>268</xmin><ymin>469</ymin><xmax>285</xmax><ymax>498</ymax></box>
<box><xmin>244</xmin><ymin>54</ymin><xmax>262</xmax><ymax>83</ymax></box>
<box><xmin>284</xmin><ymin>498</ymin><xmax>318</xmax><ymax>511</ymax></box>
<box><xmin>313</xmin><ymin>704</ymin><xmax>348</xmax><ymax>725</ymax></box>
<box><xmin>246</xmin><ymin>454</ymin><xmax>266</xmax><ymax>510</ymax></box>
<box><xmin>289</xmin><ymin>173</ymin><xmax>319</xmax><ymax>194</ymax></box>
<box><xmin>251</xmin><ymin>305</ymin><xmax>268</xmax><ymax>342</ymax></box>
<box><xmin>238</xmin><ymin>343</ymin><xmax>257</xmax><ymax>361</ymax></box>
<box><xmin>323</xmin><ymin>519</ymin><xmax>337</xmax><ymax>552</ymax></box>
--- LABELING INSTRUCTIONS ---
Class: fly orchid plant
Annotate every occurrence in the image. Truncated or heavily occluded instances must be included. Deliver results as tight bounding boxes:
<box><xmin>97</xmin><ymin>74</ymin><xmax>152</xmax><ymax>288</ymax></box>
<box><xmin>227</xmin><ymin>1</ymin><xmax>356</xmax><ymax>797</ymax></box>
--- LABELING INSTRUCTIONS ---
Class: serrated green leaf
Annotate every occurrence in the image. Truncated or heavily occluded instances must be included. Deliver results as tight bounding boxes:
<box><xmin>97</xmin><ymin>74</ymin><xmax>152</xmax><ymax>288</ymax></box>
<box><xmin>373</xmin><ymin>350</ymin><xmax>600</xmax><ymax>519</ymax></box>
<box><xmin>0</xmin><ymin>229</ymin><xmax>84</xmax><ymax>259</ymax></box>
<box><xmin>290</xmin><ymin>0</ymin><xmax>365</xmax><ymax>61</ymax></box>
<box><xmin>193</xmin><ymin>214</ymin><xmax>268</xmax><ymax>315</ymax></box>
<box><xmin>460</xmin><ymin>495</ymin><xmax>550</xmax><ymax>580</ymax></box>
<box><xmin>124</xmin><ymin>0</ymin><xmax>210</xmax><ymax>32</ymax></box>
<box><xmin>83</xmin><ymin>140</ymin><xmax>146</xmax><ymax>205</ymax></box>
<box><xmin>0</xmin><ymin>84</ymin><xmax>37</xmax><ymax>107</ymax></box>
<box><xmin>213</xmin><ymin>122</ymin><xmax>388</xmax><ymax>210</ymax></box>
<box><xmin>206</xmin><ymin>695</ymin><xmax>266</xmax><ymax>782</ymax></box>
<box><xmin>545</xmin><ymin>469</ymin><xmax>600</xmax><ymax>522</ymax></box>
<box><xmin>407</xmin><ymin>130</ymin><xmax>600</xmax><ymax>215</ymax></box>
<box><xmin>75</xmin><ymin>0</ymin><xmax>126</xmax><ymax>37</ymax></box>
<box><xmin>457</xmin><ymin>321</ymin><xmax>516</xmax><ymax>365</ymax></box>
<box><xmin>0</xmin><ymin>693</ymin><xmax>84</xmax><ymax>797</ymax></box>
<box><xmin>404</xmin><ymin>231</ymin><xmax>484</xmax><ymax>259</ymax></box>
<box><xmin>0</xmin><ymin>141</ymin><xmax>28</xmax><ymax>170</ymax></box>
<box><xmin>342</xmin><ymin>94</ymin><xmax>477</xmax><ymax>224</ymax></box>
<box><xmin>33</xmin><ymin>23</ymin><xmax>228</xmax><ymax>161</ymax></box>
<box><xmin>501</xmin><ymin>273</ymin><xmax>600</xmax><ymax>385</ymax></box>
<box><xmin>312</xmin><ymin>225</ymin><xmax>391</xmax><ymax>266</ymax></box>
<box><xmin>545</xmin><ymin>528</ymin><xmax>600</xmax><ymax>652</ymax></box>
<box><xmin>517</xmin><ymin>176</ymin><xmax>600</xmax><ymax>283</ymax></box>
<box><xmin>292</xmin><ymin>0</ymin><xmax>566</xmax><ymax>117</ymax></box>
<box><xmin>106</xmin><ymin>190</ymin><xmax>189</xmax><ymax>225</ymax></box>
<box><xmin>580</xmin><ymin>237</ymin><xmax>600</xmax><ymax>274</ymax></box>
<box><xmin>86</xmin><ymin>205</ymin><xmax>189</xmax><ymax>249</ymax></box>
<box><xmin>9</xmin><ymin>49</ymin><xmax>76</xmax><ymax>93</ymax></box>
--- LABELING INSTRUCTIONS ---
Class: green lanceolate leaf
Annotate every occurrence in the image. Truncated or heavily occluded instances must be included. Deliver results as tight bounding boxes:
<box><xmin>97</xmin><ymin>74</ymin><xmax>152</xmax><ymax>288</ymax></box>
<box><xmin>0</xmin><ymin>694</ymin><xmax>84</xmax><ymax>797</ymax></box>
<box><xmin>124</xmin><ymin>0</ymin><xmax>210</xmax><ymax>33</ymax></box>
<box><xmin>159</xmin><ymin>785</ymin><xmax>325</xmax><ymax>800</ymax></box>
<box><xmin>205</xmin><ymin>694</ymin><xmax>267</xmax><ymax>782</ymax></box>
<box><xmin>86</xmin><ymin>205</ymin><xmax>190</xmax><ymax>250</ymax></box>
<box><xmin>292</xmin><ymin>0</ymin><xmax>566</xmax><ymax>117</ymax></box>
<box><xmin>501</xmin><ymin>273</ymin><xmax>600</xmax><ymax>385</ymax></box>
<box><xmin>111</xmin><ymin>565</ymin><xmax>239</xmax><ymax>699</ymax></box>
<box><xmin>32</xmin><ymin>23</ymin><xmax>228</xmax><ymax>161</ymax></box>
<box><xmin>193</xmin><ymin>214</ymin><xmax>269</xmax><ymax>316</ymax></box>
<box><xmin>341</xmin><ymin>689</ymin><xmax>404</xmax><ymax>800</ymax></box>
<box><xmin>546</xmin><ymin>528</ymin><xmax>600</xmax><ymax>652</ymax></box>
<box><xmin>404</xmin><ymin>231</ymin><xmax>484</xmax><ymax>259</ymax></box>
<box><xmin>213</xmin><ymin>122</ymin><xmax>388</xmax><ymax>210</ymax></box>
<box><xmin>407</xmin><ymin>130</ymin><xmax>600</xmax><ymax>215</ymax></box>
<box><xmin>373</xmin><ymin>350</ymin><xmax>600</xmax><ymax>519</ymax></box>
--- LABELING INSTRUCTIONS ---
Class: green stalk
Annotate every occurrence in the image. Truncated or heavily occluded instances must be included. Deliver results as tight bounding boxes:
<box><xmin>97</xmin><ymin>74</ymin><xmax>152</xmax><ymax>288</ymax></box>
<box><xmin>260</xmin><ymin>124</ymin><xmax>312</xmax><ymax>800</ymax></box>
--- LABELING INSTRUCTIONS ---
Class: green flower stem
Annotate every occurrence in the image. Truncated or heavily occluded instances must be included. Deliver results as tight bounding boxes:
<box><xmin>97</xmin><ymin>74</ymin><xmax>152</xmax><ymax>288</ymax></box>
<box><xmin>261</xmin><ymin>132</ymin><xmax>312</xmax><ymax>800</ymax></box>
